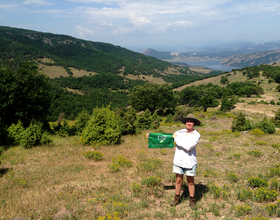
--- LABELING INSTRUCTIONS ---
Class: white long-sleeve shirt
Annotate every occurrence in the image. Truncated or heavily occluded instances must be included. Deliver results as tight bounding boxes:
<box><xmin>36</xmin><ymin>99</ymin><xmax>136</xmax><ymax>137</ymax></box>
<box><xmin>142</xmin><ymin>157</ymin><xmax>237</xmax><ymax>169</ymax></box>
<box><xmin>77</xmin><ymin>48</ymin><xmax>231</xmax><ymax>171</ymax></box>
<box><xmin>173</xmin><ymin>128</ymin><xmax>200</xmax><ymax>169</ymax></box>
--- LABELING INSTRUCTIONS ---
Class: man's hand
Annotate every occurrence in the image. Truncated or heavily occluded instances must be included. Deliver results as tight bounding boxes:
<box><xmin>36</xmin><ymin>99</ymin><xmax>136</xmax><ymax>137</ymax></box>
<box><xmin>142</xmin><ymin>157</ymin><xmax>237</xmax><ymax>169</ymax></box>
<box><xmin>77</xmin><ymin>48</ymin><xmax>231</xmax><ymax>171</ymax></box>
<box><xmin>146</xmin><ymin>133</ymin><xmax>150</xmax><ymax>138</ymax></box>
<box><xmin>173</xmin><ymin>133</ymin><xmax>177</xmax><ymax>138</ymax></box>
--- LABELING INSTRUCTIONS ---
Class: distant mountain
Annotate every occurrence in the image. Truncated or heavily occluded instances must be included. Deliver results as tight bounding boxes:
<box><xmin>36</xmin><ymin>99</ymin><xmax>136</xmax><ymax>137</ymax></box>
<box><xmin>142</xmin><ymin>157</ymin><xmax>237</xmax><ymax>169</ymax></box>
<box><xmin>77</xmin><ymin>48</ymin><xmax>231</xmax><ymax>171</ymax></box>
<box><xmin>221</xmin><ymin>50</ymin><xmax>280</xmax><ymax>67</ymax></box>
<box><xmin>142</xmin><ymin>48</ymin><xmax>177</xmax><ymax>60</ymax></box>
<box><xmin>143</xmin><ymin>41</ymin><xmax>280</xmax><ymax>67</ymax></box>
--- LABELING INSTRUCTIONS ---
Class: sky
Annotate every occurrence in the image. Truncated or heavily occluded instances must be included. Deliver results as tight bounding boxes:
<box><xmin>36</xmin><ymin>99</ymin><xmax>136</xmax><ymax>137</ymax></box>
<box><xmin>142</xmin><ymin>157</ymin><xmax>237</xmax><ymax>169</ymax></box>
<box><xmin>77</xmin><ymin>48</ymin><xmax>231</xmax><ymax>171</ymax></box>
<box><xmin>1</xmin><ymin>0</ymin><xmax>280</xmax><ymax>52</ymax></box>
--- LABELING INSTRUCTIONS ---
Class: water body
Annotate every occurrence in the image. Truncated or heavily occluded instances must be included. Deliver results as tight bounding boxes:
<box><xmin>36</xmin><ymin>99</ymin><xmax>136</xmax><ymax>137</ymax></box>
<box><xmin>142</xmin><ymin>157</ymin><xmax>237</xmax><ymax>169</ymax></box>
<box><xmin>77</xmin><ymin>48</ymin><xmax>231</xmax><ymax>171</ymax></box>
<box><xmin>185</xmin><ymin>59</ymin><xmax>242</xmax><ymax>72</ymax></box>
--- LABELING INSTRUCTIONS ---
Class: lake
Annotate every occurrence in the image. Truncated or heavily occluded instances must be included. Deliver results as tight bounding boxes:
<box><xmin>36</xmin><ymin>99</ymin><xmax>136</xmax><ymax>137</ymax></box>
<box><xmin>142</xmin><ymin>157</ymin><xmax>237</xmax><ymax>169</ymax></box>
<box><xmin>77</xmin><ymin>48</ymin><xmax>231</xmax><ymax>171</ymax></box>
<box><xmin>185</xmin><ymin>59</ymin><xmax>242</xmax><ymax>72</ymax></box>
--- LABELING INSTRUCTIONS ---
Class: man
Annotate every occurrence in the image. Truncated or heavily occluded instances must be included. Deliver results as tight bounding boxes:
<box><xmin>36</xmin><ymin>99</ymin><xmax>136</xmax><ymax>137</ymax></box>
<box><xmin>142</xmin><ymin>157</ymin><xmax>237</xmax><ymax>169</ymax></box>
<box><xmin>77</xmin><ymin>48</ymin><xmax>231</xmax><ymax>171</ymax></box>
<box><xmin>170</xmin><ymin>114</ymin><xmax>201</xmax><ymax>208</ymax></box>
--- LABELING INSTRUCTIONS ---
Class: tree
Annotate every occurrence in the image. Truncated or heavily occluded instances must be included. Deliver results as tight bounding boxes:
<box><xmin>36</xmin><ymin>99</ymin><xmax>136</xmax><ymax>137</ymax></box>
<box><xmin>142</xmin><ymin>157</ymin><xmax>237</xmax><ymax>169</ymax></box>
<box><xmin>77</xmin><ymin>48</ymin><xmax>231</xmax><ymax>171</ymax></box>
<box><xmin>220</xmin><ymin>76</ymin><xmax>229</xmax><ymax>84</ymax></box>
<box><xmin>81</xmin><ymin>106</ymin><xmax>121</xmax><ymax>145</ymax></box>
<box><xmin>219</xmin><ymin>96</ymin><xmax>236</xmax><ymax>112</ymax></box>
<box><xmin>231</xmin><ymin>112</ymin><xmax>252</xmax><ymax>132</ymax></box>
<box><xmin>273</xmin><ymin>72</ymin><xmax>280</xmax><ymax>83</ymax></box>
<box><xmin>130</xmin><ymin>83</ymin><xmax>175</xmax><ymax>114</ymax></box>
<box><xmin>0</xmin><ymin>61</ymin><xmax>52</xmax><ymax>127</ymax></box>
<box><xmin>200</xmin><ymin>95</ymin><xmax>219</xmax><ymax>112</ymax></box>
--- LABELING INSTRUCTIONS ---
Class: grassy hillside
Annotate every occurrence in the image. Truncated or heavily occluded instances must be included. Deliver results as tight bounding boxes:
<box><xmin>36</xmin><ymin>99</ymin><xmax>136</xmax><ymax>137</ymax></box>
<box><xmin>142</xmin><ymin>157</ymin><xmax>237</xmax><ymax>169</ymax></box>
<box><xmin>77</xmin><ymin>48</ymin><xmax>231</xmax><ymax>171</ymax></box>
<box><xmin>0</xmin><ymin>26</ymin><xmax>201</xmax><ymax>82</ymax></box>
<box><xmin>1</xmin><ymin>60</ymin><xmax>280</xmax><ymax>219</ymax></box>
<box><xmin>0</xmin><ymin>111</ymin><xmax>279</xmax><ymax>219</ymax></box>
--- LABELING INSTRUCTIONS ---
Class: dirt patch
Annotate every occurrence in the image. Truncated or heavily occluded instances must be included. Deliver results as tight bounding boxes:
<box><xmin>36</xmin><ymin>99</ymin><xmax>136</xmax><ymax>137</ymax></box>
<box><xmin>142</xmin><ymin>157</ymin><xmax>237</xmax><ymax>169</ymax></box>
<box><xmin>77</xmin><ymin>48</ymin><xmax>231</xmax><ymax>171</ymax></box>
<box><xmin>123</xmin><ymin>74</ymin><xmax>167</xmax><ymax>84</ymax></box>
<box><xmin>69</xmin><ymin>67</ymin><xmax>98</xmax><ymax>77</ymax></box>
<box><xmin>39</xmin><ymin>65</ymin><xmax>68</xmax><ymax>79</ymax></box>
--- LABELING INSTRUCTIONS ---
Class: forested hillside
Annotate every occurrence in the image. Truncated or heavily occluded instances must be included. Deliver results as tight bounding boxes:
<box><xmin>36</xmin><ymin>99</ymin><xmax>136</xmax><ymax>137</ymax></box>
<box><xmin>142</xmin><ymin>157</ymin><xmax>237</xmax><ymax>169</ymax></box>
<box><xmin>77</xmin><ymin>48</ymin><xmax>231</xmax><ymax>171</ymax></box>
<box><xmin>0</xmin><ymin>26</ymin><xmax>220</xmax><ymax>121</ymax></box>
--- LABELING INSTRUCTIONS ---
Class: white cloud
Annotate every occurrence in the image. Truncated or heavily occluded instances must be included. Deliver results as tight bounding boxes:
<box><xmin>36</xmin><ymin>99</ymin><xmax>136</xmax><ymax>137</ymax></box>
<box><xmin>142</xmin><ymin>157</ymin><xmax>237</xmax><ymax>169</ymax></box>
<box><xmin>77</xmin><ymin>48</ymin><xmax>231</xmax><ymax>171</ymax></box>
<box><xmin>129</xmin><ymin>13</ymin><xmax>151</xmax><ymax>26</ymax></box>
<box><xmin>76</xmin><ymin>25</ymin><xmax>94</xmax><ymax>37</ymax></box>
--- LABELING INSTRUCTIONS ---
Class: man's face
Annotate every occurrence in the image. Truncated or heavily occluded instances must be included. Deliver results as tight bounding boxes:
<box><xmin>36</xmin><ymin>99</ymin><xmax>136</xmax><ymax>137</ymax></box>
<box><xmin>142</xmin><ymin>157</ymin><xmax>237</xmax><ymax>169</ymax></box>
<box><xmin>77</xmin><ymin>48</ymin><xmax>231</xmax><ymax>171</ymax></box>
<box><xmin>186</xmin><ymin>119</ymin><xmax>195</xmax><ymax>131</ymax></box>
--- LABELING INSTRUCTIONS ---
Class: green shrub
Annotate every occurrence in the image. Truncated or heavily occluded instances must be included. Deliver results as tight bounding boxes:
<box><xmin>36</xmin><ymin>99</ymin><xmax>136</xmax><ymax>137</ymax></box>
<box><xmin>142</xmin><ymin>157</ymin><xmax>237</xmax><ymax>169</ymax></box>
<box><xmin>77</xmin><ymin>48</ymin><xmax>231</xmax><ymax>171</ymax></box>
<box><xmin>227</xmin><ymin>173</ymin><xmax>238</xmax><ymax>183</ymax></box>
<box><xmin>248</xmin><ymin>101</ymin><xmax>257</xmax><ymax>105</ymax></box>
<box><xmin>74</xmin><ymin>109</ymin><xmax>90</xmax><ymax>133</ymax></box>
<box><xmin>270</xmin><ymin>179</ymin><xmax>280</xmax><ymax>191</ymax></box>
<box><xmin>208</xmin><ymin>183</ymin><xmax>222</xmax><ymax>199</ymax></box>
<box><xmin>265</xmin><ymin>204</ymin><xmax>278</xmax><ymax>216</ymax></box>
<box><xmin>82</xmin><ymin>151</ymin><xmax>103</xmax><ymax>161</ymax></box>
<box><xmin>53</xmin><ymin>120</ymin><xmax>76</xmax><ymax>137</ymax></box>
<box><xmin>141</xmin><ymin>176</ymin><xmax>162</xmax><ymax>187</ymax></box>
<box><xmin>115</xmin><ymin>107</ymin><xmax>138</xmax><ymax>135</ymax></box>
<box><xmin>111</xmin><ymin>155</ymin><xmax>133</xmax><ymax>167</ymax></box>
<box><xmin>259</xmin><ymin>100</ymin><xmax>269</xmax><ymax>105</ymax></box>
<box><xmin>250</xmin><ymin>128</ymin><xmax>265</xmax><ymax>136</ymax></box>
<box><xmin>269</xmin><ymin>164</ymin><xmax>280</xmax><ymax>177</ymax></box>
<box><xmin>165</xmin><ymin>113</ymin><xmax>174</xmax><ymax>124</ymax></box>
<box><xmin>271</xmin><ymin>143</ymin><xmax>280</xmax><ymax>149</ymax></box>
<box><xmin>7</xmin><ymin>121</ymin><xmax>25</xmax><ymax>145</ymax></box>
<box><xmin>271</xmin><ymin>109</ymin><xmax>280</xmax><ymax>127</ymax></box>
<box><xmin>253</xmin><ymin>117</ymin><xmax>276</xmax><ymax>134</ymax></box>
<box><xmin>237</xmin><ymin>189</ymin><xmax>253</xmax><ymax>201</ymax></box>
<box><xmin>247</xmin><ymin>150</ymin><xmax>262</xmax><ymax>157</ymax></box>
<box><xmin>20</xmin><ymin>123</ymin><xmax>52</xmax><ymax>148</ymax></box>
<box><xmin>107</xmin><ymin>155</ymin><xmax>132</xmax><ymax>172</ymax></box>
<box><xmin>138</xmin><ymin>109</ymin><xmax>160</xmax><ymax>130</ymax></box>
<box><xmin>254</xmin><ymin>187</ymin><xmax>278</xmax><ymax>202</ymax></box>
<box><xmin>236</xmin><ymin>205</ymin><xmax>252</xmax><ymax>217</ymax></box>
<box><xmin>81</xmin><ymin>106</ymin><xmax>121</xmax><ymax>146</ymax></box>
<box><xmin>131</xmin><ymin>182</ymin><xmax>142</xmax><ymax>193</ymax></box>
<box><xmin>255</xmin><ymin>141</ymin><xmax>266</xmax><ymax>145</ymax></box>
<box><xmin>231</xmin><ymin>112</ymin><xmax>252</xmax><ymax>132</ymax></box>
<box><xmin>248</xmin><ymin>177</ymin><xmax>268</xmax><ymax>188</ymax></box>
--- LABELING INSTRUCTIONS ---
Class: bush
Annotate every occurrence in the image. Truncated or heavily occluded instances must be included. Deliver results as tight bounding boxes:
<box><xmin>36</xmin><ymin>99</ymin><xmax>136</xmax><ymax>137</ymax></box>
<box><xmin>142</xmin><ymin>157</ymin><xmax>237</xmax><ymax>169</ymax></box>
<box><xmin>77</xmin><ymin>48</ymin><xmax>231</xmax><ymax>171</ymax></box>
<box><xmin>137</xmin><ymin>109</ymin><xmax>160</xmax><ymax>130</ymax></box>
<box><xmin>82</xmin><ymin>151</ymin><xmax>103</xmax><ymax>161</ymax></box>
<box><xmin>141</xmin><ymin>176</ymin><xmax>162</xmax><ymax>187</ymax></box>
<box><xmin>231</xmin><ymin>112</ymin><xmax>252</xmax><ymax>132</ymax></box>
<box><xmin>237</xmin><ymin>189</ymin><xmax>253</xmax><ymax>201</ymax></box>
<box><xmin>20</xmin><ymin>123</ymin><xmax>52</xmax><ymax>148</ymax></box>
<box><xmin>115</xmin><ymin>107</ymin><xmax>138</xmax><ymax>135</ymax></box>
<box><xmin>247</xmin><ymin>150</ymin><xmax>262</xmax><ymax>157</ymax></box>
<box><xmin>254</xmin><ymin>187</ymin><xmax>278</xmax><ymax>202</ymax></box>
<box><xmin>248</xmin><ymin>177</ymin><xmax>268</xmax><ymax>188</ymax></box>
<box><xmin>250</xmin><ymin>128</ymin><xmax>265</xmax><ymax>136</ymax></box>
<box><xmin>271</xmin><ymin>109</ymin><xmax>280</xmax><ymax>127</ymax></box>
<box><xmin>253</xmin><ymin>117</ymin><xmax>276</xmax><ymax>134</ymax></box>
<box><xmin>165</xmin><ymin>113</ymin><xmax>174</xmax><ymax>124</ymax></box>
<box><xmin>53</xmin><ymin>120</ymin><xmax>76</xmax><ymax>137</ymax></box>
<box><xmin>7</xmin><ymin>121</ymin><xmax>25</xmax><ymax>145</ymax></box>
<box><xmin>74</xmin><ymin>109</ymin><xmax>90</xmax><ymax>134</ymax></box>
<box><xmin>81</xmin><ymin>106</ymin><xmax>121</xmax><ymax>145</ymax></box>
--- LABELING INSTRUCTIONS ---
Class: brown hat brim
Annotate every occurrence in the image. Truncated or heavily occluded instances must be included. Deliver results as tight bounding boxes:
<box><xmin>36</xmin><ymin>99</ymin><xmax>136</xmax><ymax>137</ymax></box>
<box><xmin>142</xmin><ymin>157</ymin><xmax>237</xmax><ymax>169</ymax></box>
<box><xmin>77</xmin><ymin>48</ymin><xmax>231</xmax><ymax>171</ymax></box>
<box><xmin>181</xmin><ymin>117</ymin><xmax>201</xmax><ymax>126</ymax></box>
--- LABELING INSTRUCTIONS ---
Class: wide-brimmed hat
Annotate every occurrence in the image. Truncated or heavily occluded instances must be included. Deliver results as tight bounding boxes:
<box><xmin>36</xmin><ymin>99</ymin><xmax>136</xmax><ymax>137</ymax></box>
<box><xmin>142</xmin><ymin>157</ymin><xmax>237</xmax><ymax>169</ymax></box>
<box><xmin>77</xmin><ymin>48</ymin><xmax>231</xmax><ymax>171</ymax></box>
<box><xmin>180</xmin><ymin>114</ymin><xmax>201</xmax><ymax>126</ymax></box>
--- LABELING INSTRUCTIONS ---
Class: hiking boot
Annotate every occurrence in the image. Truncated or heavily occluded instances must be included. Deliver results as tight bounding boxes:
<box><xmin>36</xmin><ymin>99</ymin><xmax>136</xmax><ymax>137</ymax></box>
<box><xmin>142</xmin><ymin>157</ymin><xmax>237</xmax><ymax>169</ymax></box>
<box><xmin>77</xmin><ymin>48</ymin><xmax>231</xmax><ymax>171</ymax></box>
<box><xmin>170</xmin><ymin>194</ymin><xmax>181</xmax><ymax>207</ymax></box>
<box><xmin>189</xmin><ymin>197</ymin><xmax>196</xmax><ymax>209</ymax></box>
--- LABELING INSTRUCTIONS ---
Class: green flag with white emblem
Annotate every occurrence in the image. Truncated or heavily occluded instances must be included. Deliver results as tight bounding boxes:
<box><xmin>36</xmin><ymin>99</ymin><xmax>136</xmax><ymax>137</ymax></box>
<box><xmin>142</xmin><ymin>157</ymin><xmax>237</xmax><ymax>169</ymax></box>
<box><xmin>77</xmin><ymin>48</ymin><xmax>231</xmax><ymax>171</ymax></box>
<box><xmin>148</xmin><ymin>133</ymin><xmax>174</xmax><ymax>148</ymax></box>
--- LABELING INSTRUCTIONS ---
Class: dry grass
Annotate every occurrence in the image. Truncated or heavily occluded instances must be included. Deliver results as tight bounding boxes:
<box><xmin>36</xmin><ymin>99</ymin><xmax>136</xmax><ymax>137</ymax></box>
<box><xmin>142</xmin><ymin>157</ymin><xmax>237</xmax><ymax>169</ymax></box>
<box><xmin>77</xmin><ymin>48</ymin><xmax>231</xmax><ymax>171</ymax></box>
<box><xmin>1</xmin><ymin>112</ymin><xmax>280</xmax><ymax>220</ymax></box>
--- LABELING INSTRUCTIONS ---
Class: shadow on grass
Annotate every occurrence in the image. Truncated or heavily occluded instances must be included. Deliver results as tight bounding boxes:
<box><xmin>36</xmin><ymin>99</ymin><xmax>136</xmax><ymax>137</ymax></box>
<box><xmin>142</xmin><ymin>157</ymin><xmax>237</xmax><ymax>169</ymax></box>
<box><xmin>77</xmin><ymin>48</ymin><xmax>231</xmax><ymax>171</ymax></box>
<box><xmin>181</xmin><ymin>183</ymin><xmax>208</xmax><ymax>201</ymax></box>
<box><xmin>163</xmin><ymin>183</ymin><xmax>208</xmax><ymax>202</ymax></box>
<box><xmin>0</xmin><ymin>168</ymin><xmax>10</xmax><ymax>177</ymax></box>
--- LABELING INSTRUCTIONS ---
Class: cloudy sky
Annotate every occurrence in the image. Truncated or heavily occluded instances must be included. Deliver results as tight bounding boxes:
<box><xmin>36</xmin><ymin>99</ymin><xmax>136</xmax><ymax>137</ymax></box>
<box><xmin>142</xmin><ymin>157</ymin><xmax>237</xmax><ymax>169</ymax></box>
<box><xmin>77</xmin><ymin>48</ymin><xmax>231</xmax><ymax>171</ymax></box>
<box><xmin>1</xmin><ymin>0</ymin><xmax>280</xmax><ymax>52</ymax></box>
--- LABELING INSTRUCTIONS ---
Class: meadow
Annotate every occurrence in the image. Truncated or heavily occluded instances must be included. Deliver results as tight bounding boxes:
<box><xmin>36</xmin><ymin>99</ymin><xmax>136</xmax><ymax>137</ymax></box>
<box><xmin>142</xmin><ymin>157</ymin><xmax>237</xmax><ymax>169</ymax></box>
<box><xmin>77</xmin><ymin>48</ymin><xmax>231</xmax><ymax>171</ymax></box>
<box><xmin>1</xmin><ymin>110</ymin><xmax>280</xmax><ymax>220</ymax></box>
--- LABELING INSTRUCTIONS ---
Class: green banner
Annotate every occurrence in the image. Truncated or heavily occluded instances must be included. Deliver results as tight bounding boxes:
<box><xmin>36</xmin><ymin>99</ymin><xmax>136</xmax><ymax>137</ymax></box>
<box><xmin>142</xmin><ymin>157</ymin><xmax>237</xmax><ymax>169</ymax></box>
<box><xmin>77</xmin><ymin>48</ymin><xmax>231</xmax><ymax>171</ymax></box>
<box><xmin>148</xmin><ymin>133</ymin><xmax>174</xmax><ymax>148</ymax></box>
